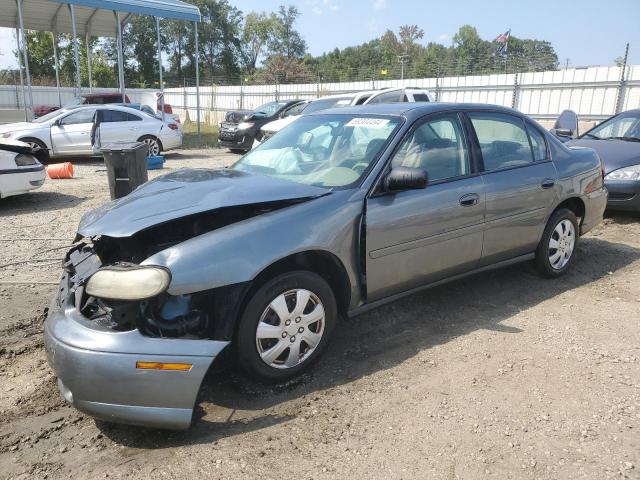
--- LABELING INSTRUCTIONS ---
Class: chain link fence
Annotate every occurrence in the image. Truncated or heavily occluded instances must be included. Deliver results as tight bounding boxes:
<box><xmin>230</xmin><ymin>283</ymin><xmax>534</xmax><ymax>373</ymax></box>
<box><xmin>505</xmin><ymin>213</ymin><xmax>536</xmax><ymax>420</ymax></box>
<box><xmin>2</xmin><ymin>55</ymin><xmax>639</xmax><ymax>133</ymax></box>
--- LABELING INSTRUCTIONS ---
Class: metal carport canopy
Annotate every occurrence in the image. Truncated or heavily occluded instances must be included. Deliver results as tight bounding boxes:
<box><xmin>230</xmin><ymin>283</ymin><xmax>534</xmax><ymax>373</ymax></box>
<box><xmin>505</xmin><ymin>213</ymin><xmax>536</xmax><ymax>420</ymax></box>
<box><xmin>0</xmin><ymin>0</ymin><xmax>201</xmax><ymax>36</ymax></box>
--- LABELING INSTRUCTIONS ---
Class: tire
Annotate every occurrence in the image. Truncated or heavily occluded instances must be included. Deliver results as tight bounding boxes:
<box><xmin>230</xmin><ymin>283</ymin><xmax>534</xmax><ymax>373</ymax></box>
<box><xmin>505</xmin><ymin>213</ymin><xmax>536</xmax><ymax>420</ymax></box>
<box><xmin>18</xmin><ymin>137</ymin><xmax>50</xmax><ymax>163</ymax></box>
<box><xmin>138</xmin><ymin>135</ymin><xmax>163</xmax><ymax>156</ymax></box>
<box><xmin>535</xmin><ymin>208</ymin><xmax>579</xmax><ymax>278</ymax></box>
<box><xmin>229</xmin><ymin>148</ymin><xmax>247</xmax><ymax>154</ymax></box>
<box><xmin>235</xmin><ymin>270</ymin><xmax>337</xmax><ymax>382</ymax></box>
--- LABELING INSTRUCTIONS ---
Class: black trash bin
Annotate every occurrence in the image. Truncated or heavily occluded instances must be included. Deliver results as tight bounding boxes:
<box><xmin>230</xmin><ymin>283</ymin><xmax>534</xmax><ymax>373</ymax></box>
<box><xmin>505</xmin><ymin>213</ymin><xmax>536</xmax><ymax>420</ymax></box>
<box><xmin>101</xmin><ymin>142</ymin><xmax>148</xmax><ymax>200</ymax></box>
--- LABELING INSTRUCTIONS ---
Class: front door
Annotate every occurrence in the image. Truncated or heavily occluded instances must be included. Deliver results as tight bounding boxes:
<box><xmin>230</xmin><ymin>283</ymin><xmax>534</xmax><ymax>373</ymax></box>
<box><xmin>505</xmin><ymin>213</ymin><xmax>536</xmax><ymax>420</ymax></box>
<box><xmin>365</xmin><ymin>113</ymin><xmax>486</xmax><ymax>301</ymax></box>
<box><xmin>50</xmin><ymin>108</ymin><xmax>97</xmax><ymax>155</ymax></box>
<box><xmin>466</xmin><ymin>112</ymin><xmax>558</xmax><ymax>265</ymax></box>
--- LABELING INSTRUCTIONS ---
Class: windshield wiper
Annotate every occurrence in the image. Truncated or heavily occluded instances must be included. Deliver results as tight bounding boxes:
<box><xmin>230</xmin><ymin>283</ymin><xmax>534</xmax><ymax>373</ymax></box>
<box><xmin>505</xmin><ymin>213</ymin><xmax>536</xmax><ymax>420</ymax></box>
<box><xmin>583</xmin><ymin>133</ymin><xmax>601</xmax><ymax>139</ymax></box>
<box><xmin>606</xmin><ymin>136</ymin><xmax>640</xmax><ymax>142</ymax></box>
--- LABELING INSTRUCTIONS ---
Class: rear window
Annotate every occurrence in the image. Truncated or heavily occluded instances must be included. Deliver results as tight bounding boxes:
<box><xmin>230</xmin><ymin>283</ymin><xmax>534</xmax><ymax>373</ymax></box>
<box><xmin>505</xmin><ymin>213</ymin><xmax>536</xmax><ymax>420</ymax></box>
<box><xmin>368</xmin><ymin>90</ymin><xmax>402</xmax><ymax>104</ymax></box>
<box><xmin>303</xmin><ymin>97</ymin><xmax>352</xmax><ymax>114</ymax></box>
<box><xmin>412</xmin><ymin>93</ymin><xmax>431</xmax><ymax>102</ymax></box>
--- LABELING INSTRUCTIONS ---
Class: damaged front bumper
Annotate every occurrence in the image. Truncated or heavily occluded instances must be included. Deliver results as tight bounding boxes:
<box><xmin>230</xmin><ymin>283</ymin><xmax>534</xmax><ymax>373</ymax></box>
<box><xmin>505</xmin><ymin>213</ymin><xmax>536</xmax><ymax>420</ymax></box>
<box><xmin>44</xmin><ymin>270</ymin><xmax>229</xmax><ymax>430</ymax></box>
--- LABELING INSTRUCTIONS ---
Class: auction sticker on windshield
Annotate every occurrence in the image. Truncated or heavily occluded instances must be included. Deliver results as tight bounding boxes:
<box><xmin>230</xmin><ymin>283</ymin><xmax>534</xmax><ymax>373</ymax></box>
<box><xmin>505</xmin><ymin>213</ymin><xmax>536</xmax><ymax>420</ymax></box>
<box><xmin>345</xmin><ymin>118</ymin><xmax>391</xmax><ymax>128</ymax></box>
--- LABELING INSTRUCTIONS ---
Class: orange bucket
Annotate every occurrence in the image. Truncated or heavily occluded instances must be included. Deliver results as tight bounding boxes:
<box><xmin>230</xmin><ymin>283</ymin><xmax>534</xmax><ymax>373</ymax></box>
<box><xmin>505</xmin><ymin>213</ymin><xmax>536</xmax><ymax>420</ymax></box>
<box><xmin>47</xmin><ymin>162</ymin><xmax>74</xmax><ymax>179</ymax></box>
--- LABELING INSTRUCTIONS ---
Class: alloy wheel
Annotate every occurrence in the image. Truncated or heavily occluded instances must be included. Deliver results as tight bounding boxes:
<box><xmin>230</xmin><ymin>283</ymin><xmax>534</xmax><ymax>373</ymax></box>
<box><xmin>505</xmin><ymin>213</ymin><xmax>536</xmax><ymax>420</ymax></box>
<box><xmin>143</xmin><ymin>138</ymin><xmax>160</xmax><ymax>156</ymax></box>
<box><xmin>255</xmin><ymin>289</ymin><xmax>325</xmax><ymax>369</ymax></box>
<box><xmin>548</xmin><ymin>219</ymin><xmax>575</xmax><ymax>270</ymax></box>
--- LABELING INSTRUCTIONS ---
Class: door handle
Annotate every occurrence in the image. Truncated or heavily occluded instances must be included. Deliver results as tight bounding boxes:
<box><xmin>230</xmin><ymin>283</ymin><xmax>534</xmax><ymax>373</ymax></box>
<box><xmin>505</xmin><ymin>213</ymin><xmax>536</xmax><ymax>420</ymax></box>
<box><xmin>541</xmin><ymin>179</ymin><xmax>555</xmax><ymax>189</ymax></box>
<box><xmin>459</xmin><ymin>193</ymin><xmax>480</xmax><ymax>206</ymax></box>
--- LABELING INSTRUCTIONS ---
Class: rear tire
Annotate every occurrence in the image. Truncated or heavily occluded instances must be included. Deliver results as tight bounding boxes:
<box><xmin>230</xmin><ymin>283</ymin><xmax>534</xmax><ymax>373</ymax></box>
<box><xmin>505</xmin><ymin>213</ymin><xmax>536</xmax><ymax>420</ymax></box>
<box><xmin>235</xmin><ymin>270</ymin><xmax>337</xmax><ymax>382</ymax></box>
<box><xmin>138</xmin><ymin>135</ymin><xmax>162</xmax><ymax>156</ymax></box>
<box><xmin>535</xmin><ymin>208</ymin><xmax>579</xmax><ymax>278</ymax></box>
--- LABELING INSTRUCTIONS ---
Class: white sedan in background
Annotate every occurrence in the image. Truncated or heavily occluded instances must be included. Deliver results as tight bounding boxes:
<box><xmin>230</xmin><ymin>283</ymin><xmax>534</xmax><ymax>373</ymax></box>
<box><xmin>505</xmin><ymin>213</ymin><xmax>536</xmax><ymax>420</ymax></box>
<box><xmin>253</xmin><ymin>87</ymin><xmax>435</xmax><ymax>148</ymax></box>
<box><xmin>0</xmin><ymin>105</ymin><xmax>182</xmax><ymax>160</ymax></box>
<box><xmin>0</xmin><ymin>139</ymin><xmax>46</xmax><ymax>199</ymax></box>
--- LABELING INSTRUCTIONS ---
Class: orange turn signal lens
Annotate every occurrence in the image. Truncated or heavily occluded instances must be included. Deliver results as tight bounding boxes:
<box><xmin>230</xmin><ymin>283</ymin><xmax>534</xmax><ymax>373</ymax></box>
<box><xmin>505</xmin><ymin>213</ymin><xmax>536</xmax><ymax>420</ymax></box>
<box><xmin>136</xmin><ymin>361</ymin><xmax>192</xmax><ymax>372</ymax></box>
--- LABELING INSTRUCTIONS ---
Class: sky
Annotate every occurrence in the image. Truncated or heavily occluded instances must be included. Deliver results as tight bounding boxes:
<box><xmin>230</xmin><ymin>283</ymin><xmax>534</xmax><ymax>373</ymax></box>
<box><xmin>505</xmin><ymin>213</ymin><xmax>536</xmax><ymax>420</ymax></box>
<box><xmin>1</xmin><ymin>0</ymin><xmax>639</xmax><ymax>69</ymax></box>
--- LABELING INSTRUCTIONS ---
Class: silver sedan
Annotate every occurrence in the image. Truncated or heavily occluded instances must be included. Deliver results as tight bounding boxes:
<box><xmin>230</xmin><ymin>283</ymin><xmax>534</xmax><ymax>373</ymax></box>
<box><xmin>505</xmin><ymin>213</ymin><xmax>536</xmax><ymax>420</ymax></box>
<box><xmin>0</xmin><ymin>105</ymin><xmax>182</xmax><ymax>160</ymax></box>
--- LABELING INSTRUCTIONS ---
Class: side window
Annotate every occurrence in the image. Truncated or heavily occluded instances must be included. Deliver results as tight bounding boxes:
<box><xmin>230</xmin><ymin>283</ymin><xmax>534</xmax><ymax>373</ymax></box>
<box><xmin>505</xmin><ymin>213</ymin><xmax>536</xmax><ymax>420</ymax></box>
<box><xmin>101</xmin><ymin>110</ymin><xmax>129</xmax><ymax>123</ymax></box>
<box><xmin>526</xmin><ymin>122</ymin><xmax>548</xmax><ymax>161</ymax></box>
<box><xmin>127</xmin><ymin>112</ymin><xmax>143</xmax><ymax>121</ymax></box>
<box><xmin>59</xmin><ymin>108</ymin><xmax>96</xmax><ymax>125</ymax></box>
<box><xmin>469</xmin><ymin>112</ymin><xmax>534</xmax><ymax>171</ymax></box>
<box><xmin>392</xmin><ymin>114</ymin><xmax>469</xmax><ymax>182</ymax></box>
<box><xmin>283</xmin><ymin>102</ymin><xmax>306</xmax><ymax>117</ymax></box>
<box><xmin>368</xmin><ymin>90</ymin><xmax>402</xmax><ymax>104</ymax></box>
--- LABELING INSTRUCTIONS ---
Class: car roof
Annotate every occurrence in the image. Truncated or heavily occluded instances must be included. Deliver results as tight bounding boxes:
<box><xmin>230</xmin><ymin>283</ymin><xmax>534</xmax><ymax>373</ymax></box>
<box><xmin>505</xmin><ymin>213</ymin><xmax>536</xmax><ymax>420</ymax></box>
<box><xmin>312</xmin><ymin>102</ymin><xmax>525</xmax><ymax>118</ymax></box>
<box><xmin>60</xmin><ymin>104</ymin><xmax>150</xmax><ymax>115</ymax></box>
<box><xmin>83</xmin><ymin>93</ymin><xmax>124</xmax><ymax>98</ymax></box>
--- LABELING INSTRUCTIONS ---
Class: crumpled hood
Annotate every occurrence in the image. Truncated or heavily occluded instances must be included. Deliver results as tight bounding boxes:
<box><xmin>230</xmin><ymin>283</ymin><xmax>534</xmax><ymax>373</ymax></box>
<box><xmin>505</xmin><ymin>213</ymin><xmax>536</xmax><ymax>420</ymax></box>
<box><xmin>78</xmin><ymin>168</ymin><xmax>329</xmax><ymax>238</ymax></box>
<box><xmin>566</xmin><ymin>138</ymin><xmax>640</xmax><ymax>174</ymax></box>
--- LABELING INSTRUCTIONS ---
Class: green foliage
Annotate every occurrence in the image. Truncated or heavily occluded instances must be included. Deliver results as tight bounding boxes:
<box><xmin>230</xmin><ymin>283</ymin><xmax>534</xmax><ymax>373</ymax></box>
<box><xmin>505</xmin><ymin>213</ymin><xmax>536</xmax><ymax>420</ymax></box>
<box><xmin>17</xmin><ymin>10</ymin><xmax>560</xmax><ymax>89</ymax></box>
<box><xmin>306</xmin><ymin>24</ymin><xmax>558</xmax><ymax>80</ymax></box>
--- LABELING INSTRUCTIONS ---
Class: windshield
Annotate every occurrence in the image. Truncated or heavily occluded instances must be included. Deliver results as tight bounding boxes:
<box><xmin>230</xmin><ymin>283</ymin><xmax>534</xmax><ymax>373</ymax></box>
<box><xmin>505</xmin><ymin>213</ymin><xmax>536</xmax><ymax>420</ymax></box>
<box><xmin>232</xmin><ymin>114</ymin><xmax>401</xmax><ymax>188</ymax></box>
<box><xmin>252</xmin><ymin>101</ymin><xmax>289</xmax><ymax>117</ymax></box>
<box><xmin>302</xmin><ymin>97</ymin><xmax>353</xmax><ymax>115</ymax></box>
<box><xmin>583</xmin><ymin>112</ymin><xmax>640</xmax><ymax>140</ymax></box>
<box><xmin>32</xmin><ymin>108</ymin><xmax>70</xmax><ymax>123</ymax></box>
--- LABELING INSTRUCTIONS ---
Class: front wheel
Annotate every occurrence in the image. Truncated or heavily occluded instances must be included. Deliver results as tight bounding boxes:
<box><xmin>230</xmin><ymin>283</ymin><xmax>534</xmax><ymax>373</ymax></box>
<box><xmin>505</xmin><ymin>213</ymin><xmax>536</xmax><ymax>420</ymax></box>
<box><xmin>535</xmin><ymin>208</ymin><xmax>579</xmax><ymax>278</ymax></box>
<box><xmin>19</xmin><ymin>137</ymin><xmax>50</xmax><ymax>163</ymax></box>
<box><xmin>235</xmin><ymin>271</ymin><xmax>337</xmax><ymax>382</ymax></box>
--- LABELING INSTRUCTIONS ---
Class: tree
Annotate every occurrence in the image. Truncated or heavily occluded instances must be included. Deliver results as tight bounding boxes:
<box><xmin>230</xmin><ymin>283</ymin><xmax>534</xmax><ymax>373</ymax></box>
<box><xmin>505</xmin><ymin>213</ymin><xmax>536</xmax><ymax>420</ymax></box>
<box><xmin>399</xmin><ymin>25</ymin><xmax>424</xmax><ymax>48</ymax></box>
<box><xmin>19</xmin><ymin>31</ymin><xmax>56</xmax><ymax>81</ymax></box>
<box><xmin>240</xmin><ymin>12</ymin><xmax>277</xmax><ymax>75</ymax></box>
<box><xmin>182</xmin><ymin>0</ymin><xmax>243</xmax><ymax>81</ymax></box>
<box><xmin>268</xmin><ymin>5</ymin><xmax>306</xmax><ymax>59</ymax></box>
<box><xmin>124</xmin><ymin>15</ymin><xmax>162</xmax><ymax>87</ymax></box>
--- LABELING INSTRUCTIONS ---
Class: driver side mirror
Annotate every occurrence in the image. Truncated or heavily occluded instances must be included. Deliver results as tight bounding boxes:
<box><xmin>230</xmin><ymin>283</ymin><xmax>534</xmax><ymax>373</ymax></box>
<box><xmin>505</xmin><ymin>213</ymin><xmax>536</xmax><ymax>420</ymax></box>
<box><xmin>552</xmin><ymin>110</ymin><xmax>578</xmax><ymax>141</ymax></box>
<box><xmin>553</xmin><ymin>128</ymin><xmax>573</xmax><ymax>138</ymax></box>
<box><xmin>385</xmin><ymin>167</ymin><xmax>428</xmax><ymax>191</ymax></box>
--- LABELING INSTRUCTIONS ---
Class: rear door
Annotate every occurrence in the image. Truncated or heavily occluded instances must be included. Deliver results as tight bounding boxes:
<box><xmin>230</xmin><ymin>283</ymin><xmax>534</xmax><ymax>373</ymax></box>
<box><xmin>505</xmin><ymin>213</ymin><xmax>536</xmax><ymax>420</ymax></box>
<box><xmin>365</xmin><ymin>112</ymin><xmax>486</xmax><ymax>301</ymax></box>
<box><xmin>50</xmin><ymin>108</ymin><xmax>97</xmax><ymax>154</ymax></box>
<box><xmin>98</xmin><ymin>109</ymin><xmax>142</xmax><ymax>145</ymax></box>
<box><xmin>466</xmin><ymin>111</ymin><xmax>558</xmax><ymax>265</ymax></box>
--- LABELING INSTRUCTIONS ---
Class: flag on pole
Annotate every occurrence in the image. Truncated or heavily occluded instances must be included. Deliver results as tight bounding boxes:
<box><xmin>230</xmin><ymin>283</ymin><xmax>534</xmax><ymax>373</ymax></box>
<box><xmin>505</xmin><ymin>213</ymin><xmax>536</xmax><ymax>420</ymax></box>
<box><xmin>494</xmin><ymin>29</ymin><xmax>510</xmax><ymax>55</ymax></box>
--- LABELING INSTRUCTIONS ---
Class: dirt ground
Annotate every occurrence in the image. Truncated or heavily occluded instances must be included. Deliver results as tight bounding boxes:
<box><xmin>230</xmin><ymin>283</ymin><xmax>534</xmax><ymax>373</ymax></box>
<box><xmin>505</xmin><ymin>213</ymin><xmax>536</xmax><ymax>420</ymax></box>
<box><xmin>1</xmin><ymin>149</ymin><xmax>639</xmax><ymax>480</ymax></box>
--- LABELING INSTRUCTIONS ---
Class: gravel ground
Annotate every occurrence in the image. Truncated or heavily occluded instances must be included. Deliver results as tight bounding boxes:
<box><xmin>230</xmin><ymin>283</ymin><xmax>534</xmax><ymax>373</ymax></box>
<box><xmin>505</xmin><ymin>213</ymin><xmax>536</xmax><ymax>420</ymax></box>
<box><xmin>0</xmin><ymin>149</ymin><xmax>639</xmax><ymax>480</ymax></box>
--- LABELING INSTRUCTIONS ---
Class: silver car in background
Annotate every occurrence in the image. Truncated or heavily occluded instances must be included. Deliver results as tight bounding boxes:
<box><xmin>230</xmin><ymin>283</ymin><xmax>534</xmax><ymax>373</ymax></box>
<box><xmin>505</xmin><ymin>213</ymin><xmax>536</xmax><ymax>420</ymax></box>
<box><xmin>45</xmin><ymin>103</ymin><xmax>607</xmax><ymax>429</ymax></box>
<box><xmin>0</xmin><ymin>105</ymin><xmax>182</xmax><ymax>160</ymax></box>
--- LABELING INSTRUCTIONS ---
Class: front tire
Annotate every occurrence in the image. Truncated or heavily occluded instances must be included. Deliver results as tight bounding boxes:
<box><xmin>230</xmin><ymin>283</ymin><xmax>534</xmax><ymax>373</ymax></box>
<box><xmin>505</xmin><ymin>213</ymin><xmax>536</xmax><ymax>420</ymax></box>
<box><xmin>18</xmin><ymin>137</ymin><xmax>50</xmax><ymax>163</ymax></box>
<box><xmin>235</xmin><ymin>271</ymin><xmax>337</xmax><ymax>382</ymax></box>
<box><xmin>535</xmin><ymin>208</ymin><xmax>579</xmax><ymax>278</ymax></box>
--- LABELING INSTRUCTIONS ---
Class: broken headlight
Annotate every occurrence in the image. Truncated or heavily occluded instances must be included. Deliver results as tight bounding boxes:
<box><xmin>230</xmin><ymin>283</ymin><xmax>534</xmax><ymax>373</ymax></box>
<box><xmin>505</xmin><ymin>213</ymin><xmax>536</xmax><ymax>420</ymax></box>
<box><xmin>85</xmin><ymin>265</ymin><xmax>171</xmax><ymax>301</ymax></box>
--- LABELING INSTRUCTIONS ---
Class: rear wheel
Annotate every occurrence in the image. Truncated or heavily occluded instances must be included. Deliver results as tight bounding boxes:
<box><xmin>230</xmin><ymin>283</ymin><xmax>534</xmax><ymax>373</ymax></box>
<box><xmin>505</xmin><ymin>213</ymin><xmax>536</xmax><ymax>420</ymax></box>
<box><xmin>138</xmin><ymin>135</ymin><xmax>162</xmax><ymax>156</ymax></box>
<box><xmin>235</xmin><ymin>271</ymin><xmax>337</xmax><ymax>382</ymax></box>
<box><xmin>535</xmin><ymin>208</ymin><xmax>579</xmax><ymax>278</ymax></box>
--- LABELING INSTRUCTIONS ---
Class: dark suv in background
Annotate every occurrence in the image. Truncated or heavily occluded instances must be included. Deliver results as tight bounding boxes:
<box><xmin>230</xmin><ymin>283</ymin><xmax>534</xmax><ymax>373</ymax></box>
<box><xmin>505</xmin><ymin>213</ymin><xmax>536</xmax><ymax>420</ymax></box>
<box><xmin>218</xmin><ymin>99</ymin><xmax>306</xmax><ymax>152</ymax></box>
